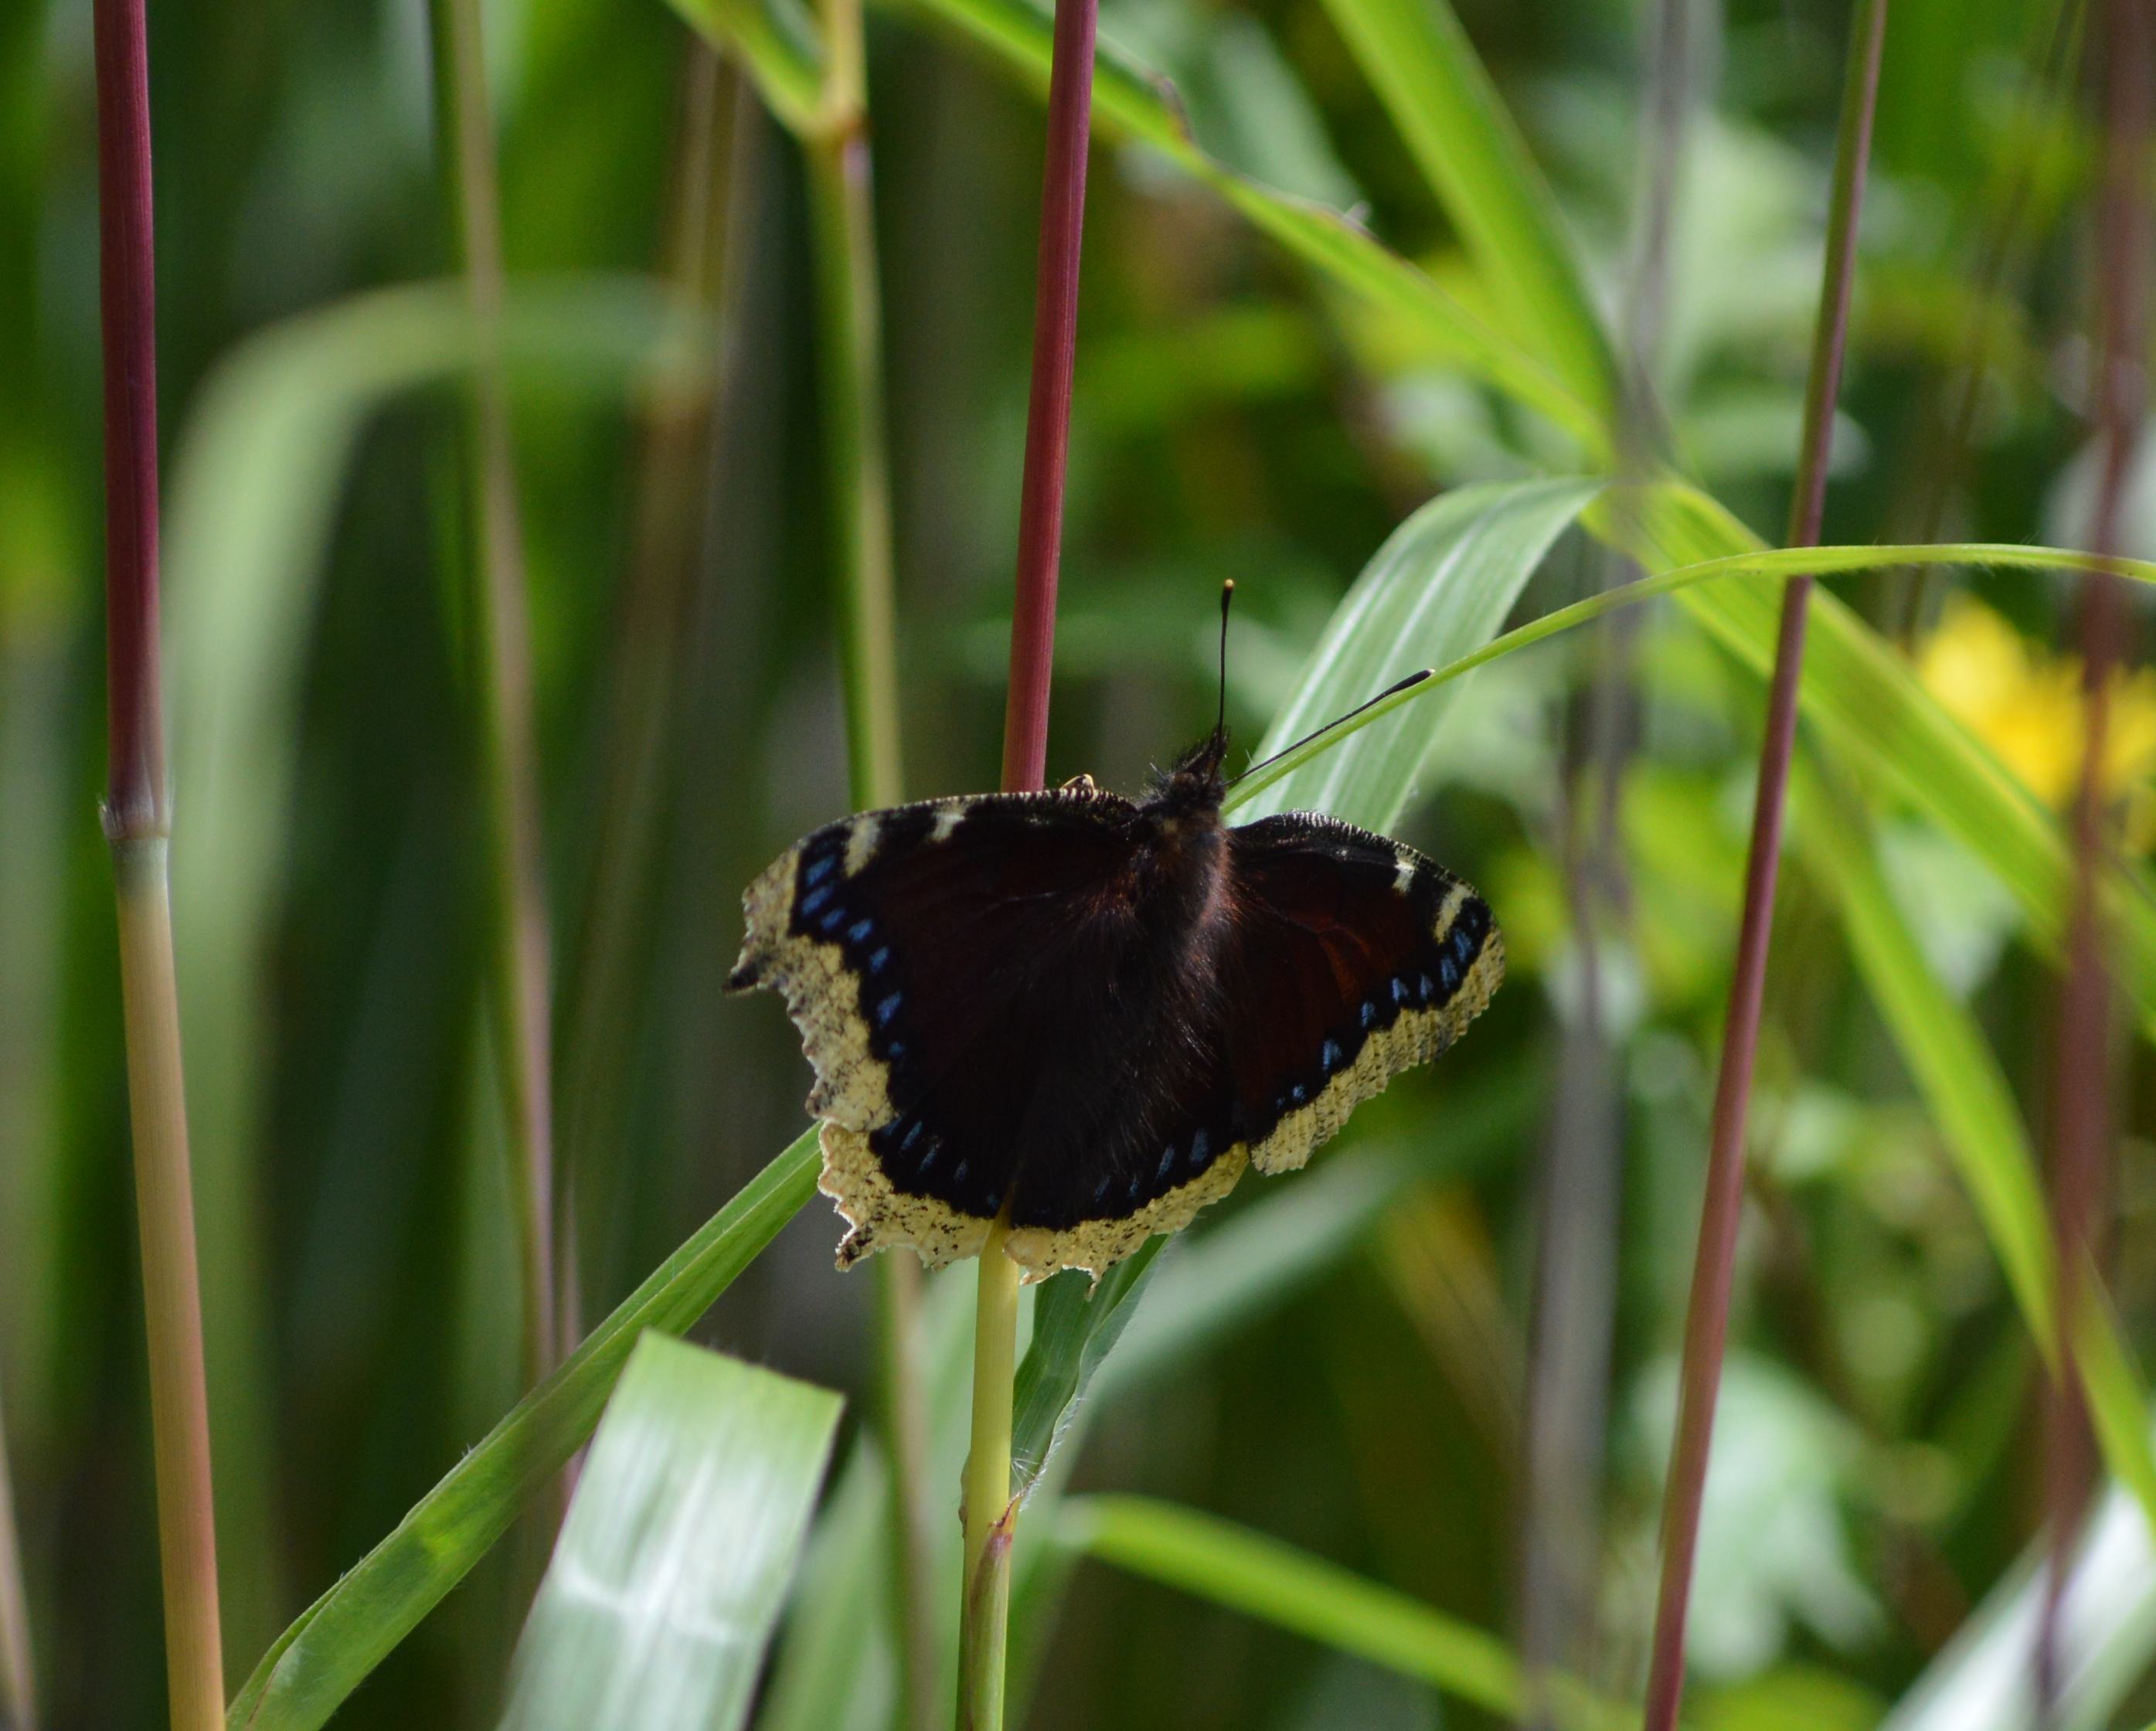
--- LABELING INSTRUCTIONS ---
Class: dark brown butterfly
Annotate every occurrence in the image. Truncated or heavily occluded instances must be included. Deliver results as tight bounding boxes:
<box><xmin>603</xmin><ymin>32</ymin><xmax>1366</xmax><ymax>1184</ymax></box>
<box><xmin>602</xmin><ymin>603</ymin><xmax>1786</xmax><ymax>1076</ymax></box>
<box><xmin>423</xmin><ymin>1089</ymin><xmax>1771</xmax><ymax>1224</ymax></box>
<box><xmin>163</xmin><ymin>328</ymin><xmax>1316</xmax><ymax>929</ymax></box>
<box><xmin>728</xmin><ymin>601</ymin><xmax>1503</xmax><ymax>1280</ymax></box>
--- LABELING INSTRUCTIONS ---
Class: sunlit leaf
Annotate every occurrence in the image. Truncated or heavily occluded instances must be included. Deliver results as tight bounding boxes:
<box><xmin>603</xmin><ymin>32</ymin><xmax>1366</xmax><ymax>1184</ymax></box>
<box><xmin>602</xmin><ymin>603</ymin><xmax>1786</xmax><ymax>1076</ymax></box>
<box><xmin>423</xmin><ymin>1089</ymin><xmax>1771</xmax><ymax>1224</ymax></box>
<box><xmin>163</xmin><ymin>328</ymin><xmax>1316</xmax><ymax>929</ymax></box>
<box><xmin>498</xmin><ymin>1336</ymin><xmax>841</xmax><ymax>1731</ymax></box>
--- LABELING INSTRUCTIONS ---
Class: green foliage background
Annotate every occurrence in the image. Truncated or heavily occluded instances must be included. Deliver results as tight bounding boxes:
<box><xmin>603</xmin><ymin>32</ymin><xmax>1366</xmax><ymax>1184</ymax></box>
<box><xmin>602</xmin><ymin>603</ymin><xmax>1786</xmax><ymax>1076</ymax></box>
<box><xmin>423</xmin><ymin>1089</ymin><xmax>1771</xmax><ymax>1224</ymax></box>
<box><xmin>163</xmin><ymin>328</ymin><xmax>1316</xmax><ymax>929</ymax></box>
<box><xmin>5</xmin><ymin>0</ymin><xmax>2155</xmax><ymax>1726</ymax></box>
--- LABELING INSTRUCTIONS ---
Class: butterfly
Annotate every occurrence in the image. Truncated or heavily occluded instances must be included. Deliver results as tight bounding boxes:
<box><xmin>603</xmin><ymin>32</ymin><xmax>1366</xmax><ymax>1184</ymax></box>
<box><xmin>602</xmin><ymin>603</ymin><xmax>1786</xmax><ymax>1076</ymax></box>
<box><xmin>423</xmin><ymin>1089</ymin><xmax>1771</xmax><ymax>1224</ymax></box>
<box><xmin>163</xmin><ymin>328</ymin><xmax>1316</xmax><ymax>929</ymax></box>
<box><xmin>728</xmin><ymin>597</ymin><xmax>1504</xmax><ymax>1281</ymax></box>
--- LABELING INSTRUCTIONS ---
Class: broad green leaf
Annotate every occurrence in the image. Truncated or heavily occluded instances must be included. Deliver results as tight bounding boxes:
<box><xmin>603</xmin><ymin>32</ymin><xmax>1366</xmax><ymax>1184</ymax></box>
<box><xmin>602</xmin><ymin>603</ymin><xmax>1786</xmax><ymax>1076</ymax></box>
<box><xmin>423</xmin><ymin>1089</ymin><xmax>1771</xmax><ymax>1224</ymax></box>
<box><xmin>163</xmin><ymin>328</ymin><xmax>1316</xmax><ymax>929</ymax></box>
<box><xmin>1229</xmin><ymin>478</ymin><xmax>1601</xmax><ymax>832</ymax></box>
<box><xmin>1230</xmin><ymin>513</ymin><xmax>2156</xmax><ymax>1045</ymax></box>
<box><xmin>1317</xmin><ymin>0</ymin><xmax>1617</xmax><ymax>422</ymax></box>
<box><xmin>1058</xmin><ymin>1496</ymin><xmax>1624</xmax><ymax>1731</ymax></box>
<box><xmin>780</xmin><ymin>0</ymin><xmax>1603</xmax><ymax>450</ymax></box>
<box><xmin>498</xmin><ymin>1336</ymin><xmax>841</xmax><ymax>1731</ymax></box>
<box><xmin>230</xmin><ymin>1131</ymin><xmax>819</xmax><ymax>1731</ymax></box>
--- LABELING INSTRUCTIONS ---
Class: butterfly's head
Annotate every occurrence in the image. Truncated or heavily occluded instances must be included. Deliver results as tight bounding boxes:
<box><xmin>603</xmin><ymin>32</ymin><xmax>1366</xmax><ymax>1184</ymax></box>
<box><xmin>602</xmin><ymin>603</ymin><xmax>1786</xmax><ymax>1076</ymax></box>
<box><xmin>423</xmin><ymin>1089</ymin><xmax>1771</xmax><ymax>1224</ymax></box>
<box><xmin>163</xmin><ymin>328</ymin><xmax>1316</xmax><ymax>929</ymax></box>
<box><xmin>1151</xmin><ymin>727</ymin><xmax>1231</xmax><ymax>818</ymax></box>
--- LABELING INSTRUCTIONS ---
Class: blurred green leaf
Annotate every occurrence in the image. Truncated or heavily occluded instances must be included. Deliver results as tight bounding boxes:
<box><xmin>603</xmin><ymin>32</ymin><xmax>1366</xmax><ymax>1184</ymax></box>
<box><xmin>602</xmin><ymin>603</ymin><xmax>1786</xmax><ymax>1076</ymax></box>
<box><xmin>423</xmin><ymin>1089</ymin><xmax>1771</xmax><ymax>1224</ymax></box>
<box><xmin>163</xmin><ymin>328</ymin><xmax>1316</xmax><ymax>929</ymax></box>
<box><xmin>162</xmin><ymin>274</ymin><xmax>711</xmax><ymax>1652</ymax></box>
<box><xmin>1229</xmin><ymin>477</ymin><xmax>1601</xmax><ymax>832</ymax></box>
<box><xmin>860</xmin><ymin>0</ymin><xmax>1606</xmax><ymax>449</ymax></box>
<box><xmin>2072</xmin><ymin>1277</ymin><xmax>2156</xmax><ymax>1556</ymax></box>
<box><xmin>229</xmin><ymin>1131</ymin><xmax>819</xmax><ymax>1731</ymax></box>
<box><xmin>1792</xmin><ymin>763</ymin><xmax>2056</xmax><ymax>1352</ymax></box>
<box><xmin>1882</xmin><ymin>1423</ymin><xmax>2156</xmax><ymax>1731</ymax></box>
<box><xmin>1794</xmin><ymin>762</ymin><xmax>2156</xmax><ymax>1545</ymax></box>
<box><xmin>498</xmin><ymin>1335</ymin><xmax>841</xmax><ymax>1731</ymax></box>
<box><xmin>1058</xmin><ymin>1495</ymin><xmax>1624</xmax><ymax>1731</ymax></box>
<box><xmin>1103</xmin><ymin>1074</ymin><xmax>1530</xmax><ymax>1393</ymax></box>
<box><xmin>1316</xmin><ymin>0</ymin><xmax>1617</xmax><ymax>422</ymax></box>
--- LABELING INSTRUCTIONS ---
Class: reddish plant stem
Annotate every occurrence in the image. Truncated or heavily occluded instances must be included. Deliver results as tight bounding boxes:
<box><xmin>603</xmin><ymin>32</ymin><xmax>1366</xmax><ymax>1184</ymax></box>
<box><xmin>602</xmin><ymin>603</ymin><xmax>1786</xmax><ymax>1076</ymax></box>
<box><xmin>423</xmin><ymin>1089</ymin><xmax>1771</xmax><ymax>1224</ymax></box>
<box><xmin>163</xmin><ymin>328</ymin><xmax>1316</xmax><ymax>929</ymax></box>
<box><xmin>1637</xmin><ymin>4</ymin><xmax>1887</xmax><ymax>1727</ymax></box>
<box><xmin>998</xmin><ymin>0</ymin><xmax>1097</xmax><ymax>796</ymax></box>
<box><xmin>92</xmin><ymin>0</ymin><xmax>226</xmax><ymax>1722</ymax></box>
<box><xmin>2033</xmin><ymin>2</ymin><xmax>2147</xmax><ymax>1717</ymax></box>
<box><xmin>95</xmin><ymin>0</ymin><xmax>164</xmax><ymax>836</ymax></box>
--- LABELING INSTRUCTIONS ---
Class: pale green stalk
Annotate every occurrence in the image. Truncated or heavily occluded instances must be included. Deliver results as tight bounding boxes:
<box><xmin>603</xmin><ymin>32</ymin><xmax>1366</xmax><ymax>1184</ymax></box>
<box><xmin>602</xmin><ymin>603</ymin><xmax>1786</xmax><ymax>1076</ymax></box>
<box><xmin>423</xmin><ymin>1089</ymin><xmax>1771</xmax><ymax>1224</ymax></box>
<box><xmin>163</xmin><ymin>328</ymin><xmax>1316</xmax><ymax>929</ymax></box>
<box><xmin>795</xmin><ymin>0</ymin><xmax>937</xmax><ymax>1717</ymax></box>
<box><xmin>426</xmin><ymin>0</ymin><xmax>559</xmax><ymax>1391</ymax></box>
<box><xmin>957</xmin><ymin>1219</ymin><xmax>1022</xmax><ymax>1731</ymax></box>
<box><xmin>114</xmin><ymin>844</ymin><xmax>226</xmax><ymax>1731</ymax></box>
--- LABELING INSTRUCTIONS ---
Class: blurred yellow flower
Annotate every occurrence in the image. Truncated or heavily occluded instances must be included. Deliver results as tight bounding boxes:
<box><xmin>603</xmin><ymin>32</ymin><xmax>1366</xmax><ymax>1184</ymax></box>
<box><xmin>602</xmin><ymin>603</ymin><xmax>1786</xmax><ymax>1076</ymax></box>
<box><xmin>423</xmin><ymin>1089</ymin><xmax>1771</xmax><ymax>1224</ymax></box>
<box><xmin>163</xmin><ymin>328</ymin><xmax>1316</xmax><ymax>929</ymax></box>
<box><xmin>1918</xmin><ymin>595</ymin><xmax>2156</xmax><ymax>845</ymax></box>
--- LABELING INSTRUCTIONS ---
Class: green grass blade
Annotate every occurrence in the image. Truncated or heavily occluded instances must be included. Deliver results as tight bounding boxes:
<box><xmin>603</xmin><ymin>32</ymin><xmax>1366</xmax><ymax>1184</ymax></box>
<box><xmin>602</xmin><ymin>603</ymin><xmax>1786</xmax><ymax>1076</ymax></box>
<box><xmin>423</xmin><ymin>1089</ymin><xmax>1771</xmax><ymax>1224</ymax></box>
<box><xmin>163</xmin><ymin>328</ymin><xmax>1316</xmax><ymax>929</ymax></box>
<box><xmin>228</xmin><ymin>1131</ymin><xmax>820</xmax><ymax>1731</ymax></box>
<box><xmin>1794</xmin><ymin>763</ymin><xmax>2156</xmax><ymax>1545</ymax></box>
<box><xmin>1058</xmin><ymin>1496</ymin><xmax>1624</xmax><ymax>1731</ymax></box>
<box><xmin>1792</xmin><ymin>764</ymin><xmax>2059</xmax><ymax>1358</ymax></box>
<box><xmin>1316</xmin><ymin>0</ymin><xmax>1616</xmax><ymax>422</ymax></box>
<box><xmin>1229</xmin><ymin>477</ymin><xmax>1600</xmax><ymax>832</ymax></box>
<box><xmin>498</xmin><ymin>1335</ymin><xmax>842</xmax><ymax>1731</ymax></box>
<box><xmin>852</xmin><ymin>0</ymin><xmax>1603</xmax><ymax>450</ymax></box>
<box><xmin>2073</xmin><ymin>1277</ymin><xmax>2156</xmax><ymax>1552</ymax></box>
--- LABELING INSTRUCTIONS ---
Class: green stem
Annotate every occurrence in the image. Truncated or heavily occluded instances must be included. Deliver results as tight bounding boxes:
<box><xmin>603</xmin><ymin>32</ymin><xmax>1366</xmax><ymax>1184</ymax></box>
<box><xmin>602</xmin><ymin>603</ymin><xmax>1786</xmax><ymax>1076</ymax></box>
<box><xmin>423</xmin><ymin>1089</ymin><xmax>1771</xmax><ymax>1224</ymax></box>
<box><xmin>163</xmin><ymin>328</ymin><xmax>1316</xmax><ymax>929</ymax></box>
<box><xmin>799</xmin><ymin>3</ymin><xmax>936</xmax><ymax>1717</ymax></box>
<box><xmin>957</xmin><ymin>1219</ymin><xmax>1022</xmax><ymax>1731</ymax></box>
<box><xmin>114</xmin><ymin>843</ymin><xmax>226</xmax><ymax>1731</ymax></box>
<box><xmin>427</xmin><ymin>0</ymin><xmax>559</xmax><ymax>1391</ymax></box>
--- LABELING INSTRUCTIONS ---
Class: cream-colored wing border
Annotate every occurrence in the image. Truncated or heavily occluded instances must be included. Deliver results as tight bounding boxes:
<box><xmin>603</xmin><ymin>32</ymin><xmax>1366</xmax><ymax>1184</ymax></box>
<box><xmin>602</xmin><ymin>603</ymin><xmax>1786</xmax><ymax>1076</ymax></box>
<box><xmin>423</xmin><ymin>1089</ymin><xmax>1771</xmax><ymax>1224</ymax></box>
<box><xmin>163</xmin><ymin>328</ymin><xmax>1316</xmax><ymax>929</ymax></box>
<box><xmin>1002</xmin><ymin>1142</ymin><xmax>1251</xmax><ymax>1284</ymax></box>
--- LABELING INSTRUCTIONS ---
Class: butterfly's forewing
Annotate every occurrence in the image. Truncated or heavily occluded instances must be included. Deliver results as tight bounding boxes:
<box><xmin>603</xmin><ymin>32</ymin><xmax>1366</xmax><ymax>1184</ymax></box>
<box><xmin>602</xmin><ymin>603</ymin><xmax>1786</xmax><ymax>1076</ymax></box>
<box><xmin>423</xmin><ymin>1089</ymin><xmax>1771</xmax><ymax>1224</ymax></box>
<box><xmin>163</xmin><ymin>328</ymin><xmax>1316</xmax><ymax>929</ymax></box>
<box><xmin>730</xmin><ymin>787</ymin><xmax>1141</xmax><ymax>1269</ymax></box>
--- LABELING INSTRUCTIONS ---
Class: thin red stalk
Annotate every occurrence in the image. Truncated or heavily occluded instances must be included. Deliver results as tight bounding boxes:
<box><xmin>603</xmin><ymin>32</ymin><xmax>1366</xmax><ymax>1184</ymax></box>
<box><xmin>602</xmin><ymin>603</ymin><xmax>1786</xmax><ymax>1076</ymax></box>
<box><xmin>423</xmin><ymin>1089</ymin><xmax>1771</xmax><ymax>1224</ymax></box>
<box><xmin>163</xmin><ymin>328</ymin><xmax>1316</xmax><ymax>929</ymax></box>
<box><xmin>1638</xmin><ymin>4</ymin><xmax>1887</xmax><ymax>1727</ymax></box>
<box><xmin>92</xmin><ymin>0</ymin><xmax>226</xmax><ymax>1722</ymax></box>
<box><xmin>95</xmin><ymin>0</ymin><xmax>163</xmax><ymax>837</ymax></box>
<box><xmin>997</xmin><ymin>0</ymin><xmax>1097</xmax><ymax>796</ymax></box>
<box><xmin>2033</xmin><ymin>2</ymin><xmax>2147</xmax><ymax>1716</ymax></box>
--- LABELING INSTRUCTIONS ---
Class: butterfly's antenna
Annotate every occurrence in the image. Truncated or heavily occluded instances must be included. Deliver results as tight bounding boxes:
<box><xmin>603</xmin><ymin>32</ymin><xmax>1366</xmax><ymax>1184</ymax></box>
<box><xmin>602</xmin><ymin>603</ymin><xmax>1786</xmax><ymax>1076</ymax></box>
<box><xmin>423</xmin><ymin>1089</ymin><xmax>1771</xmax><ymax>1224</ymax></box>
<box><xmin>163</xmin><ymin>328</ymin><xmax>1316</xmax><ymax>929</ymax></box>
<box><xmin>1216</xmin><ymin>580</ymin><xmax>1234</xmax><ymax>743</ymax></box>
<box><xmin>1227</xmin><ymin>668</ymin><xmax>1433</xmax><ymax>786</ymax></box>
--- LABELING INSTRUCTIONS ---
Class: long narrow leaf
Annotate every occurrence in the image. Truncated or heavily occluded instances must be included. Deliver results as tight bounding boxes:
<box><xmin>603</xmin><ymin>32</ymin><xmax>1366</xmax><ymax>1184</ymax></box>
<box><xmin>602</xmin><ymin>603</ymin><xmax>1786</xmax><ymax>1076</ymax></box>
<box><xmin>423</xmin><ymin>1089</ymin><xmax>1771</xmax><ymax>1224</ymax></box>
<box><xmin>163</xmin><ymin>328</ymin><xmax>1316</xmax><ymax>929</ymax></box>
<box><xmin>229</xmin><ymin>1131</ymin><xmax>821</xmax><ymax>1731</ymax></box>
<box><xmin>1794</xmin><ymin>762</ymin><xmax>2156</xmax><ymax>1543</ymax></box>
<box><xmin>1059</xmin><ymin>1496</ymin><xmax>1624</xmax><ymax>1731</ymax></box>
<box><xmin>1317</xmin><ymin>0</ymin><xmax>1615</xmax><ymax>420</ymax></box>
<box><xmin>666</xmin><ymin>0</ymin><xmax>1607</xmax><ymax>448</ymax></box>
<box><xmin>498</xmin><ymin>1336</ymin><xmax>842</xmax><ymax>1731</ymax></box>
